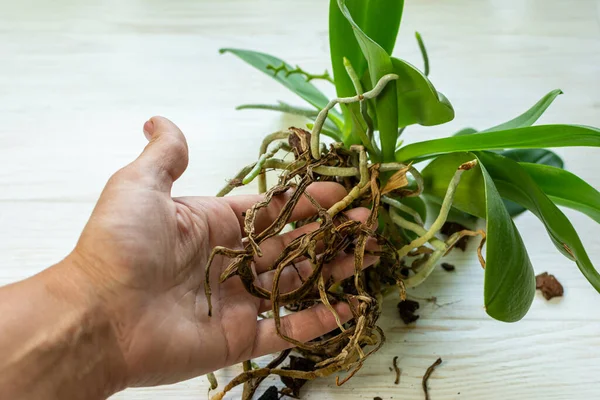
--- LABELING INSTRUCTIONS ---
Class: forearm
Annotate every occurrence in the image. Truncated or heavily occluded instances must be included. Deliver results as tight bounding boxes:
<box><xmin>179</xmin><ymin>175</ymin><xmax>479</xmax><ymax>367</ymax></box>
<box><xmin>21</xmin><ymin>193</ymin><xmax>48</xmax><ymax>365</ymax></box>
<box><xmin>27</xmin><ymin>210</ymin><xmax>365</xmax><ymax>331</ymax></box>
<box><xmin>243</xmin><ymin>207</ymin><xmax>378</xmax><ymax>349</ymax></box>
<box><xmin>0</xmin><ymin>257</ymin><xmax>127</xmax><ymax>400</ymax></box>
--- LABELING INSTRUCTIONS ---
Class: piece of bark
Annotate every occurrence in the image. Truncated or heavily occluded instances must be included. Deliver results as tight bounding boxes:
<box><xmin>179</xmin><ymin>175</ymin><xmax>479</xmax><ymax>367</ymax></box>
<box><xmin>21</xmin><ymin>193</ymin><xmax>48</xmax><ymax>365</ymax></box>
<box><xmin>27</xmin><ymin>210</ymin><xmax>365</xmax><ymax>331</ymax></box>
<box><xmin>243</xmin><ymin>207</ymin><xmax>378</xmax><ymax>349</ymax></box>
<box><xmin>397</xmin><ymin>299</ymin><xmax>420</xmax><ymax>324</ymax></box>
<box><xmin>535</xmin><ymin>272</ymin><xmax>564</xmax><ymax>300</ymax></box>
<box><xmin>441</xmin><ymin>263</ymin><xmax>455</xmax><ymax>272</ymax></box>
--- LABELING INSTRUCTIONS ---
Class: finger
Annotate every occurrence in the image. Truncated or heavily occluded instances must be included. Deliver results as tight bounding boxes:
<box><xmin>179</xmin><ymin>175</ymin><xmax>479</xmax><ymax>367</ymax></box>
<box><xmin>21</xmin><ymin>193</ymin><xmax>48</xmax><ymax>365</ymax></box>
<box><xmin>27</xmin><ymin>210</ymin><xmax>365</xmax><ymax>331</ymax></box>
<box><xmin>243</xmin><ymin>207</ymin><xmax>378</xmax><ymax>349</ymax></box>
<box><xmin>223</xmin><ymin>182</ymin><xmax>347</xmax><ymax>235</ymax></box>
<box><xmin>251</xmin><ymin>302</ymin><xmax>353</xmax><ymax>358</ymax></box>
<box><xmin>254</xmin><ymin>207</ymin><xmax>371</xmax><ymax>273</ymax></box>
<box><xmin>131</xmin><ymin>116</ymin><xmax>189</xmax><ymax>192</ymax></box>
<box><xmin>256</xmin><ymin>240</ymin><xmax>379</xmax><ymax>313</ymax></box>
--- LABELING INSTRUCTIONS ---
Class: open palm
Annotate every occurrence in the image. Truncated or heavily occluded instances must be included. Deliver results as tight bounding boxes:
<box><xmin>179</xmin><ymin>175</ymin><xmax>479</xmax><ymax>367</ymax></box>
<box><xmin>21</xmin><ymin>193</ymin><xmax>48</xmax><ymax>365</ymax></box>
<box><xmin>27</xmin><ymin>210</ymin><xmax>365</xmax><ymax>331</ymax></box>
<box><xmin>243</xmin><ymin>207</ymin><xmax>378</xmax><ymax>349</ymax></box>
<box><xmin>72</xmin><ymin>116</ymin><xmax>376</xmax><ymax>388</ymax></box>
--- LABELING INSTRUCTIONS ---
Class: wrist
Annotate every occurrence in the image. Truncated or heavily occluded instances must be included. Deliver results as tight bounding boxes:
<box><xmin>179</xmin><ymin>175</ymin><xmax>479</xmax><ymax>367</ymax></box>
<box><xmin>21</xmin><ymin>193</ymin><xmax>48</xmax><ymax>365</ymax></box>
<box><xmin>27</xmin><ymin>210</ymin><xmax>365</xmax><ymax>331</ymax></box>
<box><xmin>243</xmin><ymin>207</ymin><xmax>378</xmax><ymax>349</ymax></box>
<box><xmin>0</xmin><ymin>255</ymin><xmax>128</xmax><ymax>399</ymax></box>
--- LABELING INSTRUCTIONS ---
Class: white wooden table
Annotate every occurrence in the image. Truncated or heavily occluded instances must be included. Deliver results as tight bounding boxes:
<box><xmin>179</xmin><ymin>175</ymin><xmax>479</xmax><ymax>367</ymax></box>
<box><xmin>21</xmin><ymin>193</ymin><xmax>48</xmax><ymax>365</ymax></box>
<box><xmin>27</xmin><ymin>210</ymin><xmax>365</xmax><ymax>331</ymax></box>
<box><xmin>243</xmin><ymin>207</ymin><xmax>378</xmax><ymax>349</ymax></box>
<box><xmin>1</xmin><ymin>0</ymin><xmax>600</xmax><ymax>398</ymax></box>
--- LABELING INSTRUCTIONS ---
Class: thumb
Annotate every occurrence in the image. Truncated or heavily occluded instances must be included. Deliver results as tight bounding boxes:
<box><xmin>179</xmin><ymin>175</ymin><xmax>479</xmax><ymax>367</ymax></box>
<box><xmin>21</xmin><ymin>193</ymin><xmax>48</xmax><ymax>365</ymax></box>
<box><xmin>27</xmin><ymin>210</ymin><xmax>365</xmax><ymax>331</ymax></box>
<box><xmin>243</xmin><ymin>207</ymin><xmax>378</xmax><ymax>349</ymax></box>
<box><xmin>133</xmin><ymin>116</ymin><xmax>189</xmax><ymax>191</ymax></box>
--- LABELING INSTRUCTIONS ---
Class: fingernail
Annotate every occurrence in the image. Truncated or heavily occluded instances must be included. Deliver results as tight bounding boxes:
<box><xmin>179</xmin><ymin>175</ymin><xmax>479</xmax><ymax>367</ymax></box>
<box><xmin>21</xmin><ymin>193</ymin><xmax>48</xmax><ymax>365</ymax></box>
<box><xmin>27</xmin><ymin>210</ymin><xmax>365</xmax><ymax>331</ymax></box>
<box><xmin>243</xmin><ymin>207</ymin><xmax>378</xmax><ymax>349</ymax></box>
<box><xmin>143</xmin><ymin>119</ymin><xmax>155</xmax><ymax>141</ymax></box>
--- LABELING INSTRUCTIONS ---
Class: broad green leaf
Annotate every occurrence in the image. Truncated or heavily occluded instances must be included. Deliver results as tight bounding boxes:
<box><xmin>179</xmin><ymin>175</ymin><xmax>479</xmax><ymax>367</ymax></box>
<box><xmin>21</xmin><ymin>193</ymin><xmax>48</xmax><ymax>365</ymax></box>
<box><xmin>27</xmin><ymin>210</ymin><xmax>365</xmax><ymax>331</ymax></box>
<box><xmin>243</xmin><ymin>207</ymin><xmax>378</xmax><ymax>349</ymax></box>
<box><xmin>450</xmin><ymin>88</ymin><xmax>565</xmax><ymax>217</ymax></box>
<box><xmin>452</xmin><ymin>89</ymin><xmax>563</xmax><ymax>138</ymax></box>
<box><xmin>520</xmin><ymin>163</ymin><xmax>600</xmax><ymax>224</ymax></box>
<box><xmin>482</xmin><ymin>89</ymin><xmax>563</xmax><ymax>133</ymax></box>
<box><xmin>477</xmin><ymin>152</ymin><xmax>600</xmax><ymax>294</ymax></box>
<box><xmin>219</xmin><ymin>48</ymin><xmax>343</xmax><ymax>126</ymax></box>
<box><xmin>499</xmin><ymin>149</ymin><xmax>564</xmax><ymax>217</ymax></box>
<box><xmin>329</xmin><ymin>0</ymin><xmax>403</xmax><ymax>98</ymax></box>
<box><xmin>329</xmin><ymin>0</ymin><xmax>403</xmax><ymax>145</ymax></box>
<box><xmin>501</xmin><ymin>148</ymin><xmax>564</xmax><ymax>167</ymax></box>
<box><xmin>337</xmin><ymin>0</ymin><xmax>398</xmax><ymax>162</ymax></box>
<box><xmin>421</xmin><ymin>152</ymin><xmax>535</xmax><ymax>321</ymax></box>
<box><xmin>479</xmin><ymin>161</ymin><xmax>536</xmax><ymax>322</ymax></box>
<box><xmin>396</xmin><ymin>124</ymin><xmax>600</xmax><ymax>163</ymax></box>
<box><xmin>392</xmin><ymin>57</ymin><xmax>454</xmax><ymax>128</ymax></box>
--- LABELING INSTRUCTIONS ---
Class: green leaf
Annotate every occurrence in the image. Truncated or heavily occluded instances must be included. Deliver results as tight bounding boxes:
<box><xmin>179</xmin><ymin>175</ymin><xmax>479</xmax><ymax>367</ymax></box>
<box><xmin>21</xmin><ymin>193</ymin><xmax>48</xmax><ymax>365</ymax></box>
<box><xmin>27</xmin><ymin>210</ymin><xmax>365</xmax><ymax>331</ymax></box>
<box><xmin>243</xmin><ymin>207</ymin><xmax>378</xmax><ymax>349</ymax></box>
<box><xmin>414</xmin><ymin>32</ymin><xmax>430</xmax><ymax>77</ymax></box>
<box><xmin>236</xmin><ymin>102</ymin><xmax>342</xmax><ymax>141</ymax></box>
<box><xmin>479</xmin><ymin>161</ymin><xmax>536</xmax><ymax>322</ymax></box>
<box><xmin>499</xmin><ymin>149</ymin><xmax>564</xmax><ymax>217</ymax></box>
<box><xmin>500</xmin><ymin>148</ymin><xmax>564</xmax><ymax>167</ymax></box>
<box><xmin>421</xmin><ymin>152</ymin><xmax>535</xmax><ymax>322</ymax></box>
<box><xmin>477</xmin><ymin>151</ymin><xmax>600</xmax><ymax>295</ymax></box>
<box><xmin>329</xmin><ymin>0</ymin><xmax>403</xmax><ymax>98</ymax></box>
<box><xmin>452</xmin><ymin>89</ymin><xmax>563</xmax><ymax>138</ymax></box>
<box><xmin>392</xmin><ymin>57</ymin><xmax>454</xmax><ymax>128</ymax></box>
<box><xmin>396</xmin><ymin>124</ymin><xmax>600</xmax><ymax>163</ymax></box>
<box><xmin>520</xmin><ymin>163</ymin><xmax>600</xmax><ymax>224</ymax></box>
<box><xmin>305</xmin><ymin>123</ymin><xmax>344</xmax><ymax>142</ymax></box>
<box><xmin>219</xmin><ymin>48</ymin><xmax>343</xmax><ymax>125</ymax></box>
<box><xmin>329</xmin><ymin>0</ymin><xmax>403</xmax><ymax>145</ymax></box>
<box><xmin>236</xmin><ymin>102</ymin><xmax>319</xmax><ymax>118</ymax></box>
<box><xmin>482</xmin><ymin>89</ymin><xmax>563</xmax><ymax>133</ymax></box>
<box><xmin>337</xmin><ymin>0</ymin><xmax>399</xmax><ymax>162</ymax></box>
<box><xmin>453</xmin><ymin>127</ymin><xmax>478</xmax><ymax>136</ymax></box>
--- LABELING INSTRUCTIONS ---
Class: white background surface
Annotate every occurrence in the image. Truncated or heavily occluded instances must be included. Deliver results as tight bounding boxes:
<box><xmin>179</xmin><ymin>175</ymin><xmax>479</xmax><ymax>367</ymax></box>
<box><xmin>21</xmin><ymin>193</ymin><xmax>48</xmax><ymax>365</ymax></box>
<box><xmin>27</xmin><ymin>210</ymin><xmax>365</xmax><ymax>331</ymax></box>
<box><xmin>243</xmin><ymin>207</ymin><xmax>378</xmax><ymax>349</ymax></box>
<box><xmin>1</xmin><ymin>0</ymin><xmax>600</xmax><ymax>399</ymax></box>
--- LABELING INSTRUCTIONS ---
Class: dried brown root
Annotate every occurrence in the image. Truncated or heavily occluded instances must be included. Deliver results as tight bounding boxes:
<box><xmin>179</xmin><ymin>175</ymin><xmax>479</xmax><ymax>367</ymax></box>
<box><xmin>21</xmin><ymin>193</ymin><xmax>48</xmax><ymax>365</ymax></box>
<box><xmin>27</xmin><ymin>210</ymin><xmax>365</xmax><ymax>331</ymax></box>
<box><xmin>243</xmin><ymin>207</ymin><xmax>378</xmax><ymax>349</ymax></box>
<box><xmin>392</xmin><ymin>356</ymin><xmax>401</xmax><ymax>384</ymax></box>
<box><xmin>423</xmin><ymin>357</ymin><xmax>443</xmax><ymax>400</ymax></box>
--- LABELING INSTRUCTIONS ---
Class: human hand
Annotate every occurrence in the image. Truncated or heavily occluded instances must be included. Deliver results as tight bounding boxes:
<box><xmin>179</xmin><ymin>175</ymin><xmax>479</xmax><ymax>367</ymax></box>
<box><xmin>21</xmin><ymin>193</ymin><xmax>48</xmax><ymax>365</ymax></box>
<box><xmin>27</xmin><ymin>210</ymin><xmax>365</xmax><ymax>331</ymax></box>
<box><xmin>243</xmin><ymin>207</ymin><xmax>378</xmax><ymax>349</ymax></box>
<box><xmin>67</xmin><ymin>116</ymin><xmax>377</xmax><ymax>389</ymax></box>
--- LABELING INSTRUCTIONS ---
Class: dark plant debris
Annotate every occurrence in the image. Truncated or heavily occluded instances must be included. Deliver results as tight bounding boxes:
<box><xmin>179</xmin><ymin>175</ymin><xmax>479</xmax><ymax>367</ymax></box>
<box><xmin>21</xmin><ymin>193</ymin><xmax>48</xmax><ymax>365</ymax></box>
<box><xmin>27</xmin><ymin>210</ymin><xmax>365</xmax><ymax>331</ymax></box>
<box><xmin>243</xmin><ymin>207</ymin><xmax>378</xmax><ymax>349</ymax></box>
<box><xmin>374</xmin><ymin>397</ymin><xmax>383</xmax><ymax>400</ymax></box>
<box><xmin>257</xmin><ymin>386</ymin><xmax>279</xmax><ymax>400</ymax></box>
<box><xmin>440</xmin><ymin>222</ymin><xmax>470</xmax><ymax>251</ymax></box>
<box><xmin>392</xmin><ymin>356</ymin><xmax>401</xmax><ymax>384</ymax></box>
<box><xmin>441</xmin><ymin>263</ymin><xmax>455</xmax><ymax>272</ymax></box>
<box><xmin>398</xmin><ymin>299</ymin><xmax>420</xmax><ymax>324</ymax></box>
<box><xmin>280</xmin><ymin>356</ymin><xmax>316</xmax><ymax>397</ymax></box>
<box><xmin>535</xmin><ymin>272</ymin><xmax>564</xmax><ymax>300</ymax></box>
<box><xmin>423</xmin><ymin>358</ymin><xmax>443</xmax><ymax>400</ymax></box>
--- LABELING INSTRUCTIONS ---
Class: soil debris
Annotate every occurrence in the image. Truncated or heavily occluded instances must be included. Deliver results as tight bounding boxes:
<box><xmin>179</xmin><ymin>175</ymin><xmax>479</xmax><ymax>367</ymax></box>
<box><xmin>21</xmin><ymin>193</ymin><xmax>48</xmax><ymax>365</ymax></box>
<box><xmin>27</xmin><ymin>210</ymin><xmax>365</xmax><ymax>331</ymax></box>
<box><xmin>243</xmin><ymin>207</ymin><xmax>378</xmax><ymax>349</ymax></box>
<box><xmin>441</xmin><ymin>263</ymin><xmax>455</xmax><ymax>272</ymax></box>
<box><xmin>397</xmin><ymin>299</ymin><xmax>420</xmax><ymax>324</ymax></box>
<box><xmin>535</xmin><ymin>272</ymin><xmax>564</xmax><ymax>300</ymax></box>
<box><xmin>440</xmin><ymin>222</ymin><xmax>470</xmax><ymax>251</ymax></box>
<box><xmin>392</xmin><ymin>356</ymin><xmax>401</xmax><ymax>384</ymax></box>
<box><xmin>257</xmin><ymin>386</ymin><xmax>279</xmax><ymax>400</ymax></box>
<box><xmin>374</xmin><ymin>397</ymin><xmax>383</xmax><ymax>400</ymax></box>
<box><xmin>422</xmin><ymin>357</ymin><xmax>443</xmax><ymax>400</ymax></box>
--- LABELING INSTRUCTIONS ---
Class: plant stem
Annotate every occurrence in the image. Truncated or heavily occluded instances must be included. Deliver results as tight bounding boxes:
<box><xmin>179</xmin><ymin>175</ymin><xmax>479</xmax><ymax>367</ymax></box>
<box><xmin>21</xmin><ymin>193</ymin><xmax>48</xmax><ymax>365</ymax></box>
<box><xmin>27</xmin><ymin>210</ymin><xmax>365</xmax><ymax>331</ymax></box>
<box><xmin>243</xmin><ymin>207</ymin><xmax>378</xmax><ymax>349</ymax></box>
<box><xmin>311</xmin><ymin>74</ymin><xmax>399</xmax><ymax>160</ymax></box>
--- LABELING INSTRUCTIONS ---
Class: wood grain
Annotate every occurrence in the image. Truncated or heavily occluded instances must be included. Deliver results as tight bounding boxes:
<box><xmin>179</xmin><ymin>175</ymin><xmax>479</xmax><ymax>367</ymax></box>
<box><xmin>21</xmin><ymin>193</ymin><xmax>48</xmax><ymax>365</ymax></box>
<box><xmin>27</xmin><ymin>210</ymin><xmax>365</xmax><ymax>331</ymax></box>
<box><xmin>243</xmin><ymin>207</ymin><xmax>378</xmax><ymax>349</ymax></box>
<box><xmin>1</xmin><ymin>0</ymin><xmax>599</xmax><ymax>398</ymax></box>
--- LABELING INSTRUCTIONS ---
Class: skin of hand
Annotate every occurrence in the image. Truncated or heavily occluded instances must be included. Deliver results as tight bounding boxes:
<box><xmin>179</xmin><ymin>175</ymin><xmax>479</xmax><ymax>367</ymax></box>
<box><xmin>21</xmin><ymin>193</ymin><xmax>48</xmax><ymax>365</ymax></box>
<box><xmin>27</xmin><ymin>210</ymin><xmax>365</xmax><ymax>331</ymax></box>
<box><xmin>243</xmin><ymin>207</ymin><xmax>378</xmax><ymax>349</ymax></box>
<box><xmin>0</xmin><ymin>116</ymin><xmax>377</xmax><ymax>399</ymax></box>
